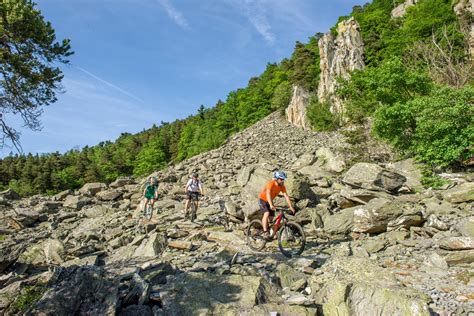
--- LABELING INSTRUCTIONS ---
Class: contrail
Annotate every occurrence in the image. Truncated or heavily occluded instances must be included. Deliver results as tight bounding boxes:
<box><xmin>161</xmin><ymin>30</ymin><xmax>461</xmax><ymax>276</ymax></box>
<box><xmin>74</xmin><ymin>66</ymin><xmax>145</xmax><ymax>104</ymax></box>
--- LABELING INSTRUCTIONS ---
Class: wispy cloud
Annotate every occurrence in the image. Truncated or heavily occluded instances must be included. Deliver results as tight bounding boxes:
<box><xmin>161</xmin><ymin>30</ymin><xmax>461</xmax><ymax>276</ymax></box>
<box><xmin>156</xmin><ymin>0</ymin><xmax>189</xmax><ymax>30</ymax></box>
<box><xmin>74</xmin><ymin>66</ymin><xmax>145</xmax><ymax>104</ymax></box>
<box><xmin>227</xmin><ymin>0</ymin><xmax>275</xmax><ymax>44</ymax></box>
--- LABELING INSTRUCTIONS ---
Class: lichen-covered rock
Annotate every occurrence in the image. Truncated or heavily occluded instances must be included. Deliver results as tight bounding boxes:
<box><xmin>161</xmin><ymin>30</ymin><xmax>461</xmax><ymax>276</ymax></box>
<box><xmin>442</xmin><ymin>182</ymin><xmax>474</xmax><ymax>203</ymax></box>
<box><xmin>79</xmin><ymin>182</ymin><xmax>107</xmax><ymax>196</ymax></box>
<box><xmin>343</xmin><ymin>163</ymin><xmax>406</xmax><ymax>192</ymax></box>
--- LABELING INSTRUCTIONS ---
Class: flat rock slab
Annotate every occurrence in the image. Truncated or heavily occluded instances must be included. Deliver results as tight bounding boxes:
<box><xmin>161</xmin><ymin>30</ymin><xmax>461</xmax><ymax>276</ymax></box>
<box><xmin>438</xmin><ymin>237</ymin><xmax>474</xmax><ymax>250</ymax></box>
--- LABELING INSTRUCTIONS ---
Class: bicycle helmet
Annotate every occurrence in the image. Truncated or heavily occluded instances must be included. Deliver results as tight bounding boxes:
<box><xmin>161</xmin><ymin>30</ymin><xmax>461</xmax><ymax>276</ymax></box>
<box><xmin>273</xmin><ymin>170</ymin><xmax>287</xmax><ymax>180</ymax></box>
<box><xmin>192</xmin><ymin>172</ymin><xmax>199</xmax><ymax>178</ymax></box>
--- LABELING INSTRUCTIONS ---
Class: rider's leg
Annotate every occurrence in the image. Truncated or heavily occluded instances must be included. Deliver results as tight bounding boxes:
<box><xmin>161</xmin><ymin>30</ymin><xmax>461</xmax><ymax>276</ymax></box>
<box><xmin>262</xmin><ymin>211</ymin><xmax>270</xmax><ymax>232</ymax></box>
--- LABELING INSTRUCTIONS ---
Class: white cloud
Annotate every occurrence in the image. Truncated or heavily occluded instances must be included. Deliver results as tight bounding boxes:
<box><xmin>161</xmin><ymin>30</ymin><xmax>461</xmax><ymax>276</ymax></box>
<box><xmin>156</xmin><ymin>0</ymin><xmax>189</xmax><ymax>30</ymax></box>
<box><xmin>74</xmin><ymin>66</ymin><xmax>145</xmax><ymax>104</ymax></box>
<box><xmin>226</xmin><ymin>0</ymin><xmax>275</xmax><ymax>44</ymax></box>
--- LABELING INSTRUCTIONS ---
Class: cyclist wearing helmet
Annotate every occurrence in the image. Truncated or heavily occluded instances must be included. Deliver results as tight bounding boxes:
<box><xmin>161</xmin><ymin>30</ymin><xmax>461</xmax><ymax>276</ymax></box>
<box><xmin>143</xmin><ymin>176</ymin><xmax>159</xmax><ymax>215</ymax></box>
<box><xmin>258</xmin><ymin>171</ymin><xmax>296</xmax><ymax>240</ymax></box>
<box><xmin>184</xmin><ymin>172</ymin><xmax>204</xmax><ymax>219</ymax></box>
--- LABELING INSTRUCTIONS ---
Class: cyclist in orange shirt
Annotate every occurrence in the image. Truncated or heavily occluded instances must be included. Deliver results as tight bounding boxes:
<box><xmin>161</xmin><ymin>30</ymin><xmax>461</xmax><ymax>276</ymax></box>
<box><xmin>258</xmin><ymin>171</ymin><xmax>296</xmax><ymax>240</ymax></box>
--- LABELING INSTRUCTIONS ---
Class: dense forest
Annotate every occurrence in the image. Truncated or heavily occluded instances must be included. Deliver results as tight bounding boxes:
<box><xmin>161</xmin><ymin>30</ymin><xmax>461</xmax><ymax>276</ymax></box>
<box><xmin>1</xmin><ymin>0</ymin><xmax>472</xmax><ymax>196</ymax></box>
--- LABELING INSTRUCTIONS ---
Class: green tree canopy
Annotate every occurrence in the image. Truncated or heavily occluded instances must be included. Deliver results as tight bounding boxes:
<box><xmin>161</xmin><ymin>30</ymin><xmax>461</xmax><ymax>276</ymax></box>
<box><xmin>0</xmin><ymin>0</ymin><xmax>73</xmax><ymax>151</ymax></box>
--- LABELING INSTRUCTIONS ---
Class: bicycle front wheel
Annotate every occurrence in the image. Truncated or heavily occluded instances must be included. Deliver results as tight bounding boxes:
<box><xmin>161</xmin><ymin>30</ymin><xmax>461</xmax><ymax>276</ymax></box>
<box><xmin>278</xmin><ymin>221</ymin><xmax>305</xmax><ymax>258</ymax></box>
<box><xmin>246</xmin><ymin>219</ymin><xmax>266</xmax><ymax>251</ymax></box>
<box><xmin>145</xmin><ymin>205</ymin><xmax>153</xmax><ymax>220</ymax></box>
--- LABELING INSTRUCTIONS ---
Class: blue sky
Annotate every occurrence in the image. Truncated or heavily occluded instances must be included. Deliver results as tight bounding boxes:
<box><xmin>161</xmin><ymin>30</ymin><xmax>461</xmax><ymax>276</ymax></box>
<box><xmin>3</xmin><ymin>0</ymin><xmax>364</xmax><ymax>156</ymax></box>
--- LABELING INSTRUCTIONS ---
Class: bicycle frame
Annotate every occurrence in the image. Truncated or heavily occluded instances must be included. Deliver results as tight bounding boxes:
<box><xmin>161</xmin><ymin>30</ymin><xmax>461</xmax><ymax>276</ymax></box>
<box><xmin>269</xmin><ymin>208</ymin><xmax>288</xmax><ymax>235</ymax></box>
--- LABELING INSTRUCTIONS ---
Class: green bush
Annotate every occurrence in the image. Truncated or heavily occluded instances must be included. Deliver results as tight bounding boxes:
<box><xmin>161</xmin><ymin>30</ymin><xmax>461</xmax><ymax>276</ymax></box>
<box><xmin>374</xmin><ymin>86</ymin><xmax>474</xmax><ymax>167</ymax></box>
<box><xmin>338</xmin><ymin>58</ymin><xmax>433</xmax><ymax>123</ymax></box>
<box><xmin>307</xmin><ymin>97</ymin><xmax>339</xmax><ymax>131</ymax></box>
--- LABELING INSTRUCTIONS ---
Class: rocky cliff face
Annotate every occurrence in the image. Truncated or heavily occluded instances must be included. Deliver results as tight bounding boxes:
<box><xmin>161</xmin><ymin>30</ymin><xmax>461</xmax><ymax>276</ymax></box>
<box><xmin>455</xmin><ymin>0</ymin><xmax>474</xmax><ymax>59</ymax></box>
<box><xmin>0</xmin><ymin>112</ymin><xmax>473</xmax><ymax>315</ymax></box>
<box><xmin>391</xmin><ymin>0</ymin><xmax>418</xmax><ymax>18</ymax></box>
<box><xmin>317</xmin><ymin>17</ymin><xmax>365</xmax><ymax>116</ymax></box>
<box><xmin>285</xmin><ymin>85</ymin><xmax>311</xmax><ymax>130</ymax></box>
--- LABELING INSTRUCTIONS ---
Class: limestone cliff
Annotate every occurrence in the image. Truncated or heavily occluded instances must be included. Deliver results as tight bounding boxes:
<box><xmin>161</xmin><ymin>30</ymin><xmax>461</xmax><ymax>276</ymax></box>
<box><xmin>317</xmin><ymin>17</ymin><xmax>364</xmax><ymax>116</ymax></box>
<box><xmin>454</xmin><ymin>0</ymin><xmax>474</xmax><ymax>59</ymax></box>
<box><xmin>391</xmin><ymin>0</ymin><xmax>418</xmax><ymax>18</ymax></box>
<box><xmin>285</xmin><ymin>85</ymin><xmax>311</xmax><ymax>130</ymax></box>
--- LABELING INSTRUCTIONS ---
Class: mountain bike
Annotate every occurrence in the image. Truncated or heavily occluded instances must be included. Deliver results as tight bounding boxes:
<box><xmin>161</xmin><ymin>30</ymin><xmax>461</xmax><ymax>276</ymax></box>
<box><xmin>246</xmin><ymin>207</ymin><xmax>306</xmax><ymax>258</ymax></box>
<box><xmin>185</xmin><ymin>192</ymin><xmax>201</xmax><ymax>222</ymax></box>
<box><xmin>144</xmin><ymin>202</ymin><xmax>154</xmax><ymax>220</ymax></box>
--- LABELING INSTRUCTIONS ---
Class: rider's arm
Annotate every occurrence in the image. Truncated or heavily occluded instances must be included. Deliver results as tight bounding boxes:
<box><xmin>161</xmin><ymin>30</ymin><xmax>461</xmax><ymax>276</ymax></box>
<box><xmin>283</xmin><ymin>192</ymin><xmax>296</xmax><ymax>214</ymax></box>
<box><xmin>199</xmin><ymin>182</ymin><xmax>204</xmax><ymax>195</ymax></box>
<box><xmin>184</xmin><ymin>180</ymin><xmax>190</xmax><ymax>194</ymax></box>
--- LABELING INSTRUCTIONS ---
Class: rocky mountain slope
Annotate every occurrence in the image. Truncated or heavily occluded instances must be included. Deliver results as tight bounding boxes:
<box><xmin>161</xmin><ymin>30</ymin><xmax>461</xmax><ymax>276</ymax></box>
<box><xmin>0</xmin><ymin>112</ymin><xmax>473</xmax><ymax>315</ymax></box>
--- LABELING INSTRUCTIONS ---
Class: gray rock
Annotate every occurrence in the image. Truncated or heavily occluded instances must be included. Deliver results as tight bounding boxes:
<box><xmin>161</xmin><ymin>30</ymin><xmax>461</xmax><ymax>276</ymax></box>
<box><xmin>455</xmin><ymin>217</ymin><xmax>474</xmax><ymax>237</ymax></box>
<box><xmin>63</xmin><ymin>195</ymin><xmax>92</xmax><ymax>209</ymax></box>
<box><xmin>29</xmin><ymin>266</ymin><xmax>119</xmax><ymax>315</ymax></box>
<box><xmin>110</xmin><ymin>177</ymin><xmax>134</xmax><ymax>188</ymax></box>
<box><xmin>389</xmin><ymin>159</ymin><xmax>423</xmax><ymax>191</ymax></box>
<box><xmin>438</xmin><ymin>237</ymin><xmax>474</xmax><ymax>250</ymax></box>
<box><xmin>53</xmin><ymin>189</ymin><xmax>72</xmax><ymax>201</ymax></box>
<box><xmin>343</xmin><ymin>163</ymin><xmax>406</xmax><ymax>192</ymax></box>
<box><xmin>322</xmin><ymin>208</ymin><xmax>353</xmax><ymax>235</ymax></box>
<box><xmin>444</xmin><ymin>250</ymin><xmax>474</xmax><ymax>266</ymax></box>
<box><xmin>79</xmin><ymin>182</ymin><xmax>107</xmax><ymax>196</ymax></box>
<box><xmin>13</xmin><ymin>208</ymin><xmax>40</xmax><ymax>226</ymax></box>
<box><xmin>276</xmin><ymin>263</ymin><xmax>307</xmax><ymax>290</ymax></box>
<box><xmin>237</xmin><ymin>166</ymin><xmax>253</xmax><ymax>187</ymax></box>
<box><xmin>442</xmin><ymin>182</ymin><xmax>474</xmax><ymax>203</ymax></box>
<box><xmin>133</xmin><ymin>233</ymin><xmax>167</xmax><ymax>257</ymax></box>
<box><xmin>316</xmin><ymin>147</ymin><xmax>345</xmax><ymax>173</ymax></box>
<box><xmin>0</xmin><ymin>188</ymin><xmax>20</xmax><ymax>200</ymax></box>
<box><xmin>96</xmin><ymin>189</ymin><xmax>123</xmax><ymax>201</ymax></box>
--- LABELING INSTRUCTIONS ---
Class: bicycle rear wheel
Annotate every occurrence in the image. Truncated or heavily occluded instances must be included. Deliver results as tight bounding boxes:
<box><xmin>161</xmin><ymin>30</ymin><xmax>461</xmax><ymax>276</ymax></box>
<box><xmin>278</xmin><ymin>221</ymin><xmax>305</xmax><ymax>258</ymax></box>
<box><xmin>246</xmin><ymin>219</ymin><xmax>267</xmax><ymax>251</ymax></box>
<box><xmin>190</xmin><ymin>201</ymin><xmax>197</xmax><ymax>222</ymax></box>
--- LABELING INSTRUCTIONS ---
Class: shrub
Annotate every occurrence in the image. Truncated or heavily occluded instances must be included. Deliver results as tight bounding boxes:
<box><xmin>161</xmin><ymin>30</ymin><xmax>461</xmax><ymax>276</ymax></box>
<box><xmin>307</xmin><ymin>97</ymin><xmax>339</xmax><ymax>131</ymax></box>
<box><xmin>374</xmin><ymin>86</ymin><xmax>474</xmax><ymax>167</ymax></box>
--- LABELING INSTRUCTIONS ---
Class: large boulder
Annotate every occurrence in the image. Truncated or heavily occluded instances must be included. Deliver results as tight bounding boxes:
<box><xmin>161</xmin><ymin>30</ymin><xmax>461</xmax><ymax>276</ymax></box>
<box><xmin>316</xmin><ymin>147</ymin><xmax>346</xmax><ymax>173</ymax></box>
<box><xmin>388</xmin><ymin>159</ymin><xmax>423</xmax><ymax>191</ymax></box>
<box><xmin>0</xmin><ymin>188</ymin><xmax>20</xmax><ymax>200</ymax></box>
<box><xmin>351</xmin><ymin>198</ymin><xmax>392</xmax><ymax>234</ymax></box>
<box><xmin>322</xmin><ymin>208</ymin><xmax>354</xmax><ymax>235</ymax></box>
<box><xmin>284</xmin><ymin>172</ymin><xmax>314</xmax><ymax>200</ymax></box>
<box><xmin>63</xmin><ymin>195</ymin><xmax>92</xmax><ymax>210</ymax></box>
<box><xmin>160</xmin><ymin>273</ymin><xmax>278</xmax><ymax>315</ymax></box>
<box><xmin>79</xmin><ymin>182</ymin><xmax>107</xmax><ymax>196</ymax></box>
<box><xmin>241</xmin><ymin>168</ymin><xmax>272</xmax><ymax>220</ymax></box>
<box><xmin>109</xmin><ymin>177</ymin><xmax>134</xmax><ymax>188</ymax></box>
<box><xmin>343</xmin><ymin>163</ymin><xmax>406</xmax><ymax>192</ymax></box>
<box><xmin>96</xmin><ymin>190</ymin><xmax>123</xmax><ymax>201</ymax></box>
<box><xmin>455</xmin><ymin>217</ymin><xmax>474</xmax><ymax>237</ymax></box>
<box><xmin>352</xmin><ymin>197</ymin><xmax>424</xmax><ymax>234</ymax></box>
<box><xmin>29</xmin><ymin>266</ymin><xmax>119</xmax><ymax>315</ymax></box>
<box><xmin>315</xmin><ymin>257</ymin><xmax>430</xmax><ymax>316</ymax></box>
<box><xmin>13</xmin><ymin>208</ymin><xmax>40</xmax><ymax>226</ymax></box>
<box><xmin>442</xmin><ymin>182</ymin><xmax>474</xmax><ymax>203</ymax></box>
<box><xmin>133</xmin><ymin>233</ymin><xmax>167</xmax><ymax>257</ymax></box>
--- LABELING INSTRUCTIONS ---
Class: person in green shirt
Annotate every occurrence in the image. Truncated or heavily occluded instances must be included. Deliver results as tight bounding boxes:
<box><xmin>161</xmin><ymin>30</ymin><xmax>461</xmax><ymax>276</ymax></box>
<box><xmin>143</xmin><ymin>176</ymin><xmax>159</xmax><ymax>214</ymax></box>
